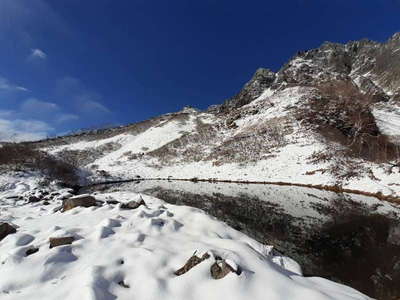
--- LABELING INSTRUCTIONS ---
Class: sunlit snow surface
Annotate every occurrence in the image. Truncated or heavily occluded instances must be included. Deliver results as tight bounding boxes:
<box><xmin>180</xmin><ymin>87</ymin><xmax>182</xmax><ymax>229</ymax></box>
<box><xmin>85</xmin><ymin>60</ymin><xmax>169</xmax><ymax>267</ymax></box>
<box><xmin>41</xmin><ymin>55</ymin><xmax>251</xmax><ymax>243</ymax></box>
<box><xmin>372</xmin><ymin>103</ymin><xmax>400</xmax><ymax>144</ymax></box>
<box><xmin>0</xmin><ymin>184</ymin><xmax>371</xmax><ymax>299</ymax></box>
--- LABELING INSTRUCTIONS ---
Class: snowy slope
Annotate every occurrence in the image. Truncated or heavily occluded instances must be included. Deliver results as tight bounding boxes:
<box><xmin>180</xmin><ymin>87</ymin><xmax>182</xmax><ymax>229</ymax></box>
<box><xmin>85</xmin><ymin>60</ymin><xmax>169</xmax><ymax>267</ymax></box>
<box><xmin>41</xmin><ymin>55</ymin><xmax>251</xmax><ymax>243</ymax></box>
<box><xmin>0</xmin><ymin>184</ymin><xmax>371</xmax><ymax>300</ymax></box>
<box><xmin>95</xmin><ymin>115</ymin><xmax>198</xmax><ymax>166</ymax></box>
<box><xmin>372</xmin><ymin>103</ymin><xmax>400</xmax><ymax>143</ymax></box>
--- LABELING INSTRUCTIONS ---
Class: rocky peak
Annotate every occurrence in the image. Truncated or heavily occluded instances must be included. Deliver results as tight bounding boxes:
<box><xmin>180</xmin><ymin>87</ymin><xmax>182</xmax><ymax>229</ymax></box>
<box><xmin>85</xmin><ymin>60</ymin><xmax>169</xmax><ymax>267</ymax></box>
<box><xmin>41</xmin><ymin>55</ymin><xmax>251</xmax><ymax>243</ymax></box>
<box><xmin>389</xmin><ymin>32</ymin><xmax>400</xmax><ymax>42</ymax></box>
<box><xmin>180</xmin><ymin>106</ymin><xmax>199</xmax><ymax>114</ymax></box>
<box><xmin>218</xmin><ymin>68</ymin><xmax>276</xmax><ymax>112</ymax></box>
<box><xmin>217</xmin><ymin>32</ymin><xmax>400</xmax><ymax>113</ymax></box>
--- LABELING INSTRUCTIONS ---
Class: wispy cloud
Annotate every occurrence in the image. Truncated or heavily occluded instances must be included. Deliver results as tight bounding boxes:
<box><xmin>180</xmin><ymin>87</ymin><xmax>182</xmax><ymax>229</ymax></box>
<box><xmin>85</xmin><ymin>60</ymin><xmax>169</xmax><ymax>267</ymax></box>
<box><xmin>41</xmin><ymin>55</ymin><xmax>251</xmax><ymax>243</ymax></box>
<box><xmin>56</xmin><ymin>76</ymin><xmax>112</xmax><ymax>115</ymax></box>
<box><xmin>0</xmin><ymin>0</ymin><xmax>69</xmax><ymax>45</ymax></box>
<box><xmin>20</xmin><ymin>98</ymin><xmax>58</xmax><ymax>114</ymax></box>
<box><xmin>77</xmin><ymin>97</ymin><xmax>111</xmax><ymax>114</ymax></box>
<box><xmin>0</xmin><ymin>76</ymin><xmax>28</xmax><ymax>92</ymax></box>
<box><xmin>57</xmin><ymin>113</ymin><xmax>79</xmax><ymax>123</ymax></box>
<box><xmin>0</xmin><ymin>97</ymin><xmax>75</xmax><ymax>142</ymax></box>
<box><xmin>30</xmin><ymin>48</ymin><xmax>47</xmax><ymax>60</ymax></box>
<box><xmin>0</xmin><ymin>73</ymin><xmax>111</xmax><ymax>142</ymax></box>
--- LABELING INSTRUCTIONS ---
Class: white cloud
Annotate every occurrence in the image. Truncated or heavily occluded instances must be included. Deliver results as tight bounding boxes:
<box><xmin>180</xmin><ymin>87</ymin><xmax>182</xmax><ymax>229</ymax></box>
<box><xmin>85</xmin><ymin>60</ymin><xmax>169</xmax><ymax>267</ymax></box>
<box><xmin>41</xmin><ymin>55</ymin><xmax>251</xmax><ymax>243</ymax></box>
<box><xmin>78</xmin><ymin>98</ymin><xmax>111</xmax><ymax>114</ymax></box>
<box><xmin>57</xmin><ymin>113</ymin><xmax>79</xmax><ymax>123</ymax></box>
<box><xmin>30</xmin><ymin>48</ymin><xmax>47</xmax><ymax>60</ymax></box>
<box><xmin>20</xmin><ymin>98</ymin><xmax>59</xmax><ymax>114</ymax></box>
<box><xmin>0</xmin><ymin>118</ymin><xmax>53</xmax><ymax>142</ymax></box>
<box><xmin>0</xmin><ymin>110</ymin><xmax>14</xmax><ymax>118</ymax></box>
<box><xmin>0</xmin><ymin>76</ymin><xmax>28</xmax><ymax>92</ymax></box>
<box><xmin>0</xmin><ymin>98</ymin><xmax>62</xmax><ymax>142</ymax></box>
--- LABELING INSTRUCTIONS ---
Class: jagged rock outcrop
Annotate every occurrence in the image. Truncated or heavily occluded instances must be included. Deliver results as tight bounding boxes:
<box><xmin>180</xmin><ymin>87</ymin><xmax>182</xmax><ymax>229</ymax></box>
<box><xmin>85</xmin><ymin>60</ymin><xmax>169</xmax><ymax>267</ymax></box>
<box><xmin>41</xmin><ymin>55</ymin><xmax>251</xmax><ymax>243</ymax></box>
<box><xmin>218</xmin><ymin>33</ymin><xmax>400</xmax><ymax>113</ymax></box>
<box><xmin>218</xmin><ymin>68</ymin><xmax>276</xmax><ymax>112</ymax></box>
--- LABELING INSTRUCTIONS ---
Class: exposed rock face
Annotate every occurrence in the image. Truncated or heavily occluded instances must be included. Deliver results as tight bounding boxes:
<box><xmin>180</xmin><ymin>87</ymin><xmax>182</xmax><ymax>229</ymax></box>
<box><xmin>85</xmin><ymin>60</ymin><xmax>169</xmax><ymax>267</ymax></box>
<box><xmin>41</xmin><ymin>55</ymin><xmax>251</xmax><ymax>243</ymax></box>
<box><xmin>174</xmin><ymin>252</ymin><xmax>210</xmax><ymax>276</ymax></box>
<box><xmin>219</xmin><ymin>33</ymin><xmax>400</xmax><ymax>112</ymax></box>
<box><xmin>219</xmin><ymin>68</ymin><xmax>276</xmax><ymax>112</ymax></box>
<box><xmin>62</xmin><ymin>195</ymin><xmax>97</xmax><ymax>212</ymax></box>
<box><xmin>49</xmin><ymin>236</ymin><xmax>74</xmax><ymax>248</ymax></box>
<box><xmin>0</xmin><ymin>222</ymin><xmax>17</xmax><ymax>241</ymax></box>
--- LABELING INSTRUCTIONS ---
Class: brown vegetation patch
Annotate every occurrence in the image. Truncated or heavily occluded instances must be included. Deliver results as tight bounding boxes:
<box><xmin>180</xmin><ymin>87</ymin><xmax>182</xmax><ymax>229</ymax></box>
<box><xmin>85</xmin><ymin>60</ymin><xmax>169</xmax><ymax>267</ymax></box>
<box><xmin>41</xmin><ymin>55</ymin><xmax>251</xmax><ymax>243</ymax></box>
<box><xmin>0</xmin><ymin>143</ymin><xmax>80</xmax><ymax>186</ymax></box>
<box><xmin>57</xmin><ymin>142</ymin><xmax>121</xmax><ymax>166</ymax></box>
<box><xmin>297</xmin><ymin>80</ymin><xmax>400</xmax><ymax>163</ymax></box>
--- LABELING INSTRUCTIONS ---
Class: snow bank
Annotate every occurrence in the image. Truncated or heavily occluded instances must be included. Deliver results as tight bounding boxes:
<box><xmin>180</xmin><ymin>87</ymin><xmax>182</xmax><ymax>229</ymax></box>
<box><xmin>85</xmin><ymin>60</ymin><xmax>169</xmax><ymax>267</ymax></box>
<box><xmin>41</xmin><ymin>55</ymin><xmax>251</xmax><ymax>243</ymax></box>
<box><xmin>0</xmin><ymin>187</ymin><xmax>370</xmax><ymax>299</ymax></box>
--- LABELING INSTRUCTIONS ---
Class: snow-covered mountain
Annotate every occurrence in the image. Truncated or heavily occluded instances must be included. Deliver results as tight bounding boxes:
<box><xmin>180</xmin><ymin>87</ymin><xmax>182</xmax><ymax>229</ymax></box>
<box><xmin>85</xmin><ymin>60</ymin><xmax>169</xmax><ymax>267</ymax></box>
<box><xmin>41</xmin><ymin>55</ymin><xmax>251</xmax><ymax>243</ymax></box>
<box><xmin>2</xmin><ymin>33</ymin><xmax>400</xmax><ymax>300</ymax></box>
<box><xmin>23</xmin><ymin>33</ymin><xmax>400</xmax><ymax>197</ymax></box>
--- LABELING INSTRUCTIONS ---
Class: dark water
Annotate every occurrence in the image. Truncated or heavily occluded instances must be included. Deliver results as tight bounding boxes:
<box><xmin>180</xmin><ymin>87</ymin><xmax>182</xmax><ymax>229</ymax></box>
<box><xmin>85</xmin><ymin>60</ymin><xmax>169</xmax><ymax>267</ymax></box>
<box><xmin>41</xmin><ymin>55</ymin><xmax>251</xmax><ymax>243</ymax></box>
<box><xmin>83</xmin><ymin>180</ymin><xmax>400</xmax><ymax>299</ymax></box>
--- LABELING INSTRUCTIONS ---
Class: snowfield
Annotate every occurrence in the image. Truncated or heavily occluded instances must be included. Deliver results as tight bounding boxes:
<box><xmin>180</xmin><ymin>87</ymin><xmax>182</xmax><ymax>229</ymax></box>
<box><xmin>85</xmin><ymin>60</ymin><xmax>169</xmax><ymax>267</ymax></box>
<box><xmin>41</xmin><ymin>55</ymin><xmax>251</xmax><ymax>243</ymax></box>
<box><xmin>0</xmin><ymin>184</ymin><xmax>371</xmax><ymax>300</ymax></box>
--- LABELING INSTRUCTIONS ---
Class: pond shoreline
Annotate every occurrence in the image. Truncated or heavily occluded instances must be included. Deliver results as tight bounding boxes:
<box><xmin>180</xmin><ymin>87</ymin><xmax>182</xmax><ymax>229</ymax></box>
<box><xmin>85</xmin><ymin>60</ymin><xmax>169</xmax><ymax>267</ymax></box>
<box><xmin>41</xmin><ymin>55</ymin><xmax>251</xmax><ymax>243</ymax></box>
<box><xmin>81</xmin><ymin>177</ymin><xmax>400</xmax><ymax>204</ymax></box>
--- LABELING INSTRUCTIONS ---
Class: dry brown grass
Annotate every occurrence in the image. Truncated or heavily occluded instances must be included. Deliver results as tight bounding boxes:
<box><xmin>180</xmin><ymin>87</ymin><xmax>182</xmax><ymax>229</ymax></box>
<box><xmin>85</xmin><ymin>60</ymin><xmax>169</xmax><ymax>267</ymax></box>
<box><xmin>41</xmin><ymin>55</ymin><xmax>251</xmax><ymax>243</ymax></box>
<box><xmin>0</xmin><ymin>143</ymin><xmax>80</xmax><ymax>186</ymax></box>
<box><xmin>298</xmin><ymin>80</ymin><xmax>400</xmax><ymax>163</ymax></box>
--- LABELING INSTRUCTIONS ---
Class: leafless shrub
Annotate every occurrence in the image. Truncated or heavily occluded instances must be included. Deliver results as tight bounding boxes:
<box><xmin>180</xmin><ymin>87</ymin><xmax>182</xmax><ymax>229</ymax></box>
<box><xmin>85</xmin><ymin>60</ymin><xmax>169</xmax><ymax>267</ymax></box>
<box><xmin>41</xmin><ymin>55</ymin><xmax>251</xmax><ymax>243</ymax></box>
<box><xmin>309</xmin><ymin>148</ymin><xmax>370</xmax><ymax>183</ymax></box>
<box><xmin>0</xmin><ymin>143</ymin><xmax>80</xmax><ymax>186</ymax></box>
<box><xmin>56</xmin><ymin>142</ymin><xmax>120</xmax><ymax>165</ymax></box>
<box><xmin>146</xmin><ymin>117</ymin><xmax>289</xmax><ymax>168</ymax></box>
<box><xmin>298</xmin><ymin>80</ymin><xmax>400</xmax><ymax>163</ymax></box>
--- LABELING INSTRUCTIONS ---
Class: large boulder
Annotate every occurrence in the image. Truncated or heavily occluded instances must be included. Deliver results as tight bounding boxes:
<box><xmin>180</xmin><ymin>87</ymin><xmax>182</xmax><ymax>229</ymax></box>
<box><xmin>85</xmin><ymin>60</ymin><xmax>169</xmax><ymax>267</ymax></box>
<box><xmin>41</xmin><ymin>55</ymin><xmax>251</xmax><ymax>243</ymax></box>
<box><xmin>0</xmin><ymin>222</ymin><xmax>17</xmax><ymax>242</ymax></box>
<box><xmin>62</xmin><ymin>195</ymin><xmax>97</xmax><ymax>212</ymax></box>
<box><xmin>120</xmin><ymin>197</ymin><xmax>146</xmax><ymax>210</ymax></box>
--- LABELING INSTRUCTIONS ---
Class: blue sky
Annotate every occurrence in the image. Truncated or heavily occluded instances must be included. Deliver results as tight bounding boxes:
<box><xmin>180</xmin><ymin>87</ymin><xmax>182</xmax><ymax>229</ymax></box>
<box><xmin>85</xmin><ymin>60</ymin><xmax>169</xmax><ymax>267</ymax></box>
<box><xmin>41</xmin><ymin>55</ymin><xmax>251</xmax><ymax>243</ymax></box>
<box><xmin>0</xmin><ymin>0</ymin><xmax>399</xmax><ymax>141</ymax></box>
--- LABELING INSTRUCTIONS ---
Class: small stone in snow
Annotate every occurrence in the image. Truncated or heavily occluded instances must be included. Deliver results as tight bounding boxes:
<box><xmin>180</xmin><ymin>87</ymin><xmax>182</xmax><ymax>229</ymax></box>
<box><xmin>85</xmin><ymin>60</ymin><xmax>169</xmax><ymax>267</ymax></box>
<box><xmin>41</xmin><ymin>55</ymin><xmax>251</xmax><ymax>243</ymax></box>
<box><xmin>26</xmin><ymin>247</ymin><xmax>39</xmax><ymax>256</ymax></box>
<box><xmin>28</xmin><ymin>196</ymin><xmax>41</xmax><ymax>203</ymax></box>
<box><xmin>62</xmin><ymin>195</ymin><xmax>97</xmax><ymax>212</ymax></box>
<box><xmin>210</xmin><ymin>260</ymin><xmax>239</xmax><ymax>279</ymax></box>
<box><xmin>175</xmin><ymin>252</ymin><xmax>210</xmax><ymax>276</ymax></box>
<box><xmin>49</xmin><ymin>236</ymin><xmax>74</xmax><ymax>248</ymax></box>
<box><xmin>118</xmin><ymin>280</ymin><xmax>130</xmax><ymax>288</ymax></box>
<box><xmin>106</xmin><ymin>200</ymin><xmax>120</xmax><ymax>205</ymax></box>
